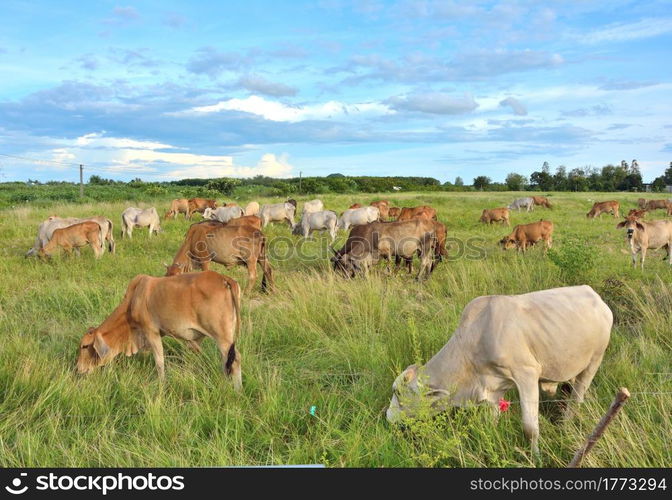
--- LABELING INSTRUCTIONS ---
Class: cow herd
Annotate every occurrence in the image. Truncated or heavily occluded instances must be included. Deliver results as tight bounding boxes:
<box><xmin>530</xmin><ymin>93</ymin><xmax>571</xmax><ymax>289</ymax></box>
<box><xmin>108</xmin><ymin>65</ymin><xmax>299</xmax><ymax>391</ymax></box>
<box><xmin>22</xmin><ymin>194</ymin><xmax>672</xmax><ymax>454</ymax></box>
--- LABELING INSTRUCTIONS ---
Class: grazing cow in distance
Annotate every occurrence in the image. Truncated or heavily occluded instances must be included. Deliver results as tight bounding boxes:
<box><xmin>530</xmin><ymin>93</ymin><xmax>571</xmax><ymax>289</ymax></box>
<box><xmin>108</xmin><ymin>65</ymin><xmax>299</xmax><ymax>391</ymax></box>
<box><xmin>397</xmin><ymin>205</ymin><xmax>437</xmax><ymax>221</ymax></box>
<box><xmin>532</xmin><ymin>196</ymin><xmax>552</xmax><ymax>209</ymax></box>
<box><xmin>331</xmin><ymin>218</ymin><xmax>437</xmax><ymax>280</ymax></box>
<box><xmin>187</xmin><ymin>198</ymin><xmax>217</xmax><ymax>219</ymax></box>
<box><xmin>259</xmin><ymin>202</ymin><xmax>296</xmax><ymax>229</ymax></box>
<box><xmin>27</xmin><ymin>216</ymin><xmax>115</xmax><ymax>257</ymax></box>
<box><xmin>76</xmin><ymin>271</ymin><xmax>243</xmax><ymax>390</ymax></box>
<box><xmin>637</xmin><ymin>198</ymin><xmax>647</xmax><ymax>209</ymax></box>
<box><xmin>508</xmin><ymin>197</ymin><xmax>534</xmax><ymax>212</ymax></box>
<box><xmin>616</xmin><ymin>216</ymin><xmax>672</xmax><ymax>269</ymax></box>
<box><xmin>302</xmin><ymin>199</ymin><xmax>324</xmax><ymax>215</ymax></box>
<box><xmin>479</xmin><ymin>208</ymin><xmax>510</xmax><ymax>226</ymax></box>
<box><xmin>121</xmin><ymin>207</ymin><xmax>161</xmax><ymax>239</ymax></box>
<box><xmin>38</xmin><ymin>221</ymin><xmax>104</xmax><ymax>259</ymax></box>
<box><xmin>337</xmin><ymin>206</ymin><xmax>380</xmax><ymax>231</ymax></box>
<box><xmin>371</xmin><ymin>200</ymin><xmax>390</xmax><ymax>220</ymax></box>
<box><xmin>499</xmin><ymin>220</ymin><xmax>554</xmax><ymax>252</ymax></box>
<box><xmin>293</xmin><ymin>210</ymin><xmax>338</xmax><ymax>242</ymax></box>
<box><xmin>168</xmin><ymin>222</ymin><xmax>272</xmax><ymax>293</ymax></box>
<box><xmin>388</xmin><ymin>207</ymin><xmax>401</xmax><ymax>219</ymax></box>
<box><xmin>386</xmin><ymin>285</ymin><xmax>613</xmax><ymax>455</ymax></box>
<box><xmin>587</xmin><ymin>201</ymin><xmax>619</xmax><ymax>219</ymax></box>
<box><xmin>643</xmin><ymin>199</ymin><xmax>672</xmax><ymax>214</ymax></box>
<box><xmin>244</xmin><ymin>201</ymin><xmax>260</xmax><ymax>216</ymax></box>
<box><xmin>204</xmin><ymin>205</ymin><xmax>244</xmax><ymax>223</ymax></box>
<box><xmin>164</xmin><ymin>199</ymin><xmax>189</xmax><ymax>220</ymax></box>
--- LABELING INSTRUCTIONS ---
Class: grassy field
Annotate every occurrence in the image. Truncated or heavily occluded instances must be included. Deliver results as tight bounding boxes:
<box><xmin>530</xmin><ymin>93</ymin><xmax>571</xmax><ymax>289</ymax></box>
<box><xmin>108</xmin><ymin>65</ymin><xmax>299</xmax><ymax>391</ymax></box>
<box><xmin>0</xmin><ymin>191</ymin><xmax>670</xmax><ymax>467</ymax></box>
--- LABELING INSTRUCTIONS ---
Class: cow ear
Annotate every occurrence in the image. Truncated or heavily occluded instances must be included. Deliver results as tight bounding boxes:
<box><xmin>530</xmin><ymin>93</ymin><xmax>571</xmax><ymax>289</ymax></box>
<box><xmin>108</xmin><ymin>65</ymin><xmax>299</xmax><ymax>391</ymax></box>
<box><xmin>93</xmin><ymin>332</ymin><xmax>110</xmax><ymax>359</ymax></box>
<box><xmin>616</xmin><ymin>221</ymin><xmax>625</xmax><ymax>229</ymax></box>
<box><xmin>403</xmin><ymin>364</ymin><xmax>418</xmax><ymax>383</ymax></box>
<box><xmin>636</xmin><ymin>222</ymin><xmax>645</xmax><ymax>231</ymax></box>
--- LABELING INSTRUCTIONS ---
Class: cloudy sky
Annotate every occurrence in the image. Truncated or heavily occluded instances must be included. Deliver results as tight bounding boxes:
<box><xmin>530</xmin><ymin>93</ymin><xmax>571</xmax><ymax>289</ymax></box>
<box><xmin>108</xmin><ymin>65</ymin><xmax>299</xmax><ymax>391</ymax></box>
<box><xmin>0</xmin><ymin>0</ymin><xmax>670</xmax><ymax>183</ymax></box>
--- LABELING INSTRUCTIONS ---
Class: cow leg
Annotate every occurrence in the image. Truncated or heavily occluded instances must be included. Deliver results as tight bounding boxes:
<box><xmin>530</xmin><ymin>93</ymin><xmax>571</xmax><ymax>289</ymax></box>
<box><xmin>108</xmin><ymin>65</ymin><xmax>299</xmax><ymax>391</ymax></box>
<box><xmin>513</xmin><ymin>370</ymin><xmax>541</xmax><ymax>456</ymax></box>
<box><xmin>146</xmin><ymin>332</ymin><xmax>166</xmax><ymax>379</ymax></box>
<box><xmin>245</xmin><ymin>258</ymin><xmax>258</xmax><ymax>294</ymax></box>
<box><xmin>640</xmin><ymin>247</ymin><xmax>647</xmax><ymax>269</ymax></box>
<box><xmin>564</xmin><ymin>354</ymin><xmax>604</xmax><ymax>420</ymax></box>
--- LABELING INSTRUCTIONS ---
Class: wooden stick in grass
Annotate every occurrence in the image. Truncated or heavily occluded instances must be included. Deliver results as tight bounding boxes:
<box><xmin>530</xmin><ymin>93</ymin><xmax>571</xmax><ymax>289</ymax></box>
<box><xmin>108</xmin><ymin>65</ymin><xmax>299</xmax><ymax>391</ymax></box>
<box><xmin>568</xmin><ymin>387</ymin><xmax>631</xmax><ymax>468</ymax></box>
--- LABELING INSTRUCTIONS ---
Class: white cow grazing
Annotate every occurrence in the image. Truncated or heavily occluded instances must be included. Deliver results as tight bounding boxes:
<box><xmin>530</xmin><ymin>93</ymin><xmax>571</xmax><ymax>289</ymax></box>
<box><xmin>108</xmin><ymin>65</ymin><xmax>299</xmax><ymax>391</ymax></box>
<box><xmin>386</xmin><ymin>285</ymin><xmax>613</xmax><ymax>455</ymax></box>
<box><xmin>293</xmin><ymin>210</ymin><xmax>338</xmax><ymax>242</ymax></box>
<box><xmin>204</xmin><ymin>206</ymin><xmax>244</xmax><ymax>223</ymax></box>
<box><xmin>508</xmin><ymin>197</ymin><xmax>535</xmax><ymax>212</ymax></box>
<box><xmin>337</xmin><ymin>206</ymin><xmax>379</xmax><ymax>231</ymax></box>
<box><xmin>259</xmin><ymin>202</ymin><xmax>296</xmax><ymax>229</ymax></box>
<box><xmin>121</xmin><ymin>207</ymin><xmax>161</xmax><ymax>239</ymax></box>
<box><xmin>26</xmin><ymin>216</ymin><xmax>115</xmax><ymax>256</ymax></box>
<box><xmin>244</xmin><ymin>201</ymin><xmax>260</xmax><ymax>216</ymax></box>
<box><xmin>302</xmin><ymin>199</ymin><xmax>324</xmax><ymax>215</ymax></box>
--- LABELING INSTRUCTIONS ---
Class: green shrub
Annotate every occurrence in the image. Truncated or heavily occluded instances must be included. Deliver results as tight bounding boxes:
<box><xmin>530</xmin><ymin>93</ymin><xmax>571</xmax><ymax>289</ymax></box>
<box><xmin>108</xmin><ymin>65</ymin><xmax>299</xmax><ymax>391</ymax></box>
<box><xmin>548</xmin><ymin>237</ymin><xmax>596</xmax><ymax>285</ymax></box>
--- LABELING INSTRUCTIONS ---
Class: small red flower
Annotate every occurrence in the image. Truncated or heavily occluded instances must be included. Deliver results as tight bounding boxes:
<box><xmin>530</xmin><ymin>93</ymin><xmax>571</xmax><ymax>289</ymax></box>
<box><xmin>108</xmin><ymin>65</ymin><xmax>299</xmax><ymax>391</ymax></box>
<box><xmin>499</xmin><ymin>398</ymin><xmax>511</xmax><ymax>412</ymax></box>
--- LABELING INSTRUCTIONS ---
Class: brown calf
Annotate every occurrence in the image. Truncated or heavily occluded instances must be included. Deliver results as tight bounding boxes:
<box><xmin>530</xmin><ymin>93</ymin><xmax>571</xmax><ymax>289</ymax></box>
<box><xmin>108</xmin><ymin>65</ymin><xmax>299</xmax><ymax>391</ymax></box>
<box><xmin>164</xmin><ymin>199</ymin><xmax>189</xmax><ymax>220</ymax></box>
<box><xmin>371</xmin><ymin>200</ymin><xmax>390</xmax><ymax>219</ymax></box>
<box><xmin>587</xmin><ymin>201</ymin><xmax>619</xmax><ymax>219</ymax></box>
<box><xmin>499</xmin><ymin>220</ymin><xmax>554</xmax><ymax>252</ymax></box>
<box><xmin>76</xmin><ymin>271</ymin><xmax>243</xmax><ymax>389</ymax></box>
<box><xmin>532</xmin><ymin>196</ymin><xmax>552</xmax><ymax>209</ymax></box>
<box><xmin>39</xmin><ymin>221</ymin><xmax>104</xmax><ymax>259</ymax></box>
<box><xmin>187</xmin><ymin>198</ymin><xmax>218</xmax><ymax>219</ymax></box>
<box><xmin>479</xmin><ymin>208</ymin><xmax>510</xmax><ymax>226</ymax></box>
<box><xmin>397</xmin><ymin>205</ymin><xmax>437</xmax><ymax>221</ymax></box>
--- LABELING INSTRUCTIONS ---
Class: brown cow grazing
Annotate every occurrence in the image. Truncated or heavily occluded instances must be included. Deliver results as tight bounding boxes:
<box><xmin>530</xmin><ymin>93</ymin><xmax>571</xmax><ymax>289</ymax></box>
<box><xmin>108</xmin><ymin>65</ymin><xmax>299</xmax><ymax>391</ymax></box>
<box><xmin>331</xmin><ymin>218</ymin><xmax>437</xmax><ymax>280</ymax></box>
<box><xmin>397</xmin><ymin>219</ymin><xmax>448</xmax><ymax>273</ymax></box>
<box><xmin>499</xmin><ymin>220</ymin><xmax>554</xmax><ymax>252</ymax></box>
<box><xmin>164</xmin><ymin>199</ymin><xmax>189</xmax><ymax>220</ymax></box>
<box><xmin>349</xmin><ymin>203</ymin><xmax>363</xmax><ymax>209</ymax></box>
<box><xmin>627</xmin><ymin>208</ymin><xmax>647</xmax><ymax>219</ymax></box>
<box><xmin>532</xmin><ymin>196</ymin><xmax>552</xmax><ymax>209</ymax></box>
<box><xmin>167</xmin><ymin>222</ymin><xmax>272</xmax><ymax>293</ymax></box>
<box><xmin>187</xmin><ymin>198</ymin><xmax>218</xmax><ymax>219</ymax></box>
<box><xmin>75</xmin><ymin>271</ymin><xmax>243</xmax><ymax>389</ymax></box>
<box><xmin>38</xmin><ymin>221</ymin><xmax>104</xmax><ymax>259</ymax></box>
<box><xmin>587</xmin><ymin>201</ymin><xmax>619</xmax><ymax>219</ymax></box>
<box><xmin>370</xmin><ymin>200</ymin><xmax>390</xmax><ymax>220</ymax></box>
<box><xmin>637</xmin><ymin>198</ymin><xmax>647</xmax><ymax>209</ymax></box>
<box><xmin>397</xmin><ymin>205</ymin><xmax>437</xmax><ymax>221</ymax></box>
<box><xmin>479</xmin><ymin>208</ymin><xmax>510</xmax><ymax>226</ymax></box>
<box><xmin>388</xmin><ymin>207</ymin><xmax>401</xmax><ymax>219</ymax></box>
<box><xmin>643</xmin><ymin>199</ymin><xmax>671</xmax><ymax>214</ymax></box>
<box><xmin>616</xmin><ymin>216</ymin><xmax>672</xmax><ymax>269</ymax></box>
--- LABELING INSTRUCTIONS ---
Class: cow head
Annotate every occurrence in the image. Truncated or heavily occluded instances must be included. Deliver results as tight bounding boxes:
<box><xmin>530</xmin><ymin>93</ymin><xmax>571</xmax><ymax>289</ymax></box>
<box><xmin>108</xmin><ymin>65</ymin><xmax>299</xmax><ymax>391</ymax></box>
<box><xmin>498</xmin><ymin>236</ymin><xmax>517</xmax><ymax>250</ymax></box>
<box><xmin>616</xmin><ymin>217</ymin><xmax>644</xmax><ymax>239</ymax></box>
<box><xmin>330</xmin><ymin>247</ymin><xmax>358</xmax><ymax>277</ymax></box>
<box><xmin>386</xmin><ymin>364</ymin><xmax>451</xmax><ymax>424</ymax></box>
<box><xmin>479</xmin><ymin>210</ymin><xmax>488</xmax><ymax>223</ymax></box>
<box><xmin>76</xmin><ymin>327</ymin><xmax>113</xmax><ymax>374</ymax></box>
<box><xmin>164</xmin><ymin>262</ymin><xmax>184</xmax><ymax>276</ymax></box>
<box><xmin>203</xmin><ymin>208</ymin><xmax>215</xmax><ymax>220</ymax></box>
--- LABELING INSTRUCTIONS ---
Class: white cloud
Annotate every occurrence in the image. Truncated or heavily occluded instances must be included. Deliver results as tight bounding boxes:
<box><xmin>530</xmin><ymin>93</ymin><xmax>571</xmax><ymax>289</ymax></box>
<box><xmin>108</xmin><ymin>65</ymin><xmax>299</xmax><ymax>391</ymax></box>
<box><xmin>183</xmin><ymin>95</ymin><xmax>394</xmax><ymax>122</ymax></box>
<box><xmin>47</xmin><ymin>132</ymin><xmax>293</xmax><ymax>179</ymax></box>
<box><xmin>579</xmin><ymin>17</ymin><xmax>672</xmax><ymax>44</ymax></box>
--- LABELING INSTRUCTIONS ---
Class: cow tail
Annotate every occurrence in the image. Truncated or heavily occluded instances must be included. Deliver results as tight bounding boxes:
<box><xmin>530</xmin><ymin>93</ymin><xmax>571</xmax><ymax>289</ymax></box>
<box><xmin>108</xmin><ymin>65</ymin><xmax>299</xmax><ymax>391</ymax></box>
<box><xmin>225</xmin><ymin>278</ymin><xmax>242</xmax><ymax>375</ymax></box>
<box><xmin>259</xmin><ymin>234</ymin><xmax>273</xmax><ymax>293</ymax></box>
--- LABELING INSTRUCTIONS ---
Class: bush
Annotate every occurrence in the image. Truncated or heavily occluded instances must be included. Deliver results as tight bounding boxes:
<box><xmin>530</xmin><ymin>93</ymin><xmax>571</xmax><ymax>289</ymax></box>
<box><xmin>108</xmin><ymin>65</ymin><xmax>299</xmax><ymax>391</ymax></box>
<box><xmin>548</xmin><ymin>238</ymin><xmax>596</xmax><ymax>285</ymax></box>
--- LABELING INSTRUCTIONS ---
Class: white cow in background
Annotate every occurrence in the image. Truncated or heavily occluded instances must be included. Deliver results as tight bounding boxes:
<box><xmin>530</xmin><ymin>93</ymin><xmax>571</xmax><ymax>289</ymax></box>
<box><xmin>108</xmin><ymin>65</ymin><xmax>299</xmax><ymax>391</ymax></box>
<box><xmin>121</xmin><ymin>207</ymin><xmax>161</xmax><ymax>239</ymax></box>
<box><xmin>508</xmin><ymin>197</ymin><xmax>535</xmax><ymax>212</ymax></box>
<box><xmin>259</xmin><ymin>202</ymin><xmax>296</xmax><ymax>229</ymax></box>
<box><xmin>386</xmin><ymin>285</ymin><xmax>613</xmax><ymax>455</ymax></box>
<box><xmin>204</xmin><ymin>206</ymin><xmax>244</xmax><ymax>223</ymax></box>
<box><xmin>337</xmin><ymin>206</ymin><xmax>380</xmax><ymax>231</ymax></box>
<box><xmin>244</xmin><ymin>201</ymin><xmax>260</xmax><ymax>216</ymax></box>
<box><xmin>293</xmin><ymin>210</ymin><xmax>338</xmax><ymax>242</ymax></box>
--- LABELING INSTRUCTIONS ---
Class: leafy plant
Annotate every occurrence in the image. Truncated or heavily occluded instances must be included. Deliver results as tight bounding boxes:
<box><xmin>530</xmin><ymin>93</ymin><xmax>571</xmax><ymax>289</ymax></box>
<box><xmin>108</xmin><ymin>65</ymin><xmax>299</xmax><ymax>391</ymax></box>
<box><xmin>548</xmin><ymin>237</ymin><xmax>596</xmax><ymax>285</ymax></box>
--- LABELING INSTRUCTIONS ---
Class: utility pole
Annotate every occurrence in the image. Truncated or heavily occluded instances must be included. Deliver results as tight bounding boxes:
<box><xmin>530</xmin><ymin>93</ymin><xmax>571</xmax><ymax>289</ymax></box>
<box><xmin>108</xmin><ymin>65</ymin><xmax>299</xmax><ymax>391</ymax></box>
<box><xmin>299</xmin><ymin>171</ymin><xmax>302</xmax><ymax>194</ymax></box>
<box><xmin>79</xmin><ymin>164</ymin><xmax>84</xmax><ymax>197</ymax></box>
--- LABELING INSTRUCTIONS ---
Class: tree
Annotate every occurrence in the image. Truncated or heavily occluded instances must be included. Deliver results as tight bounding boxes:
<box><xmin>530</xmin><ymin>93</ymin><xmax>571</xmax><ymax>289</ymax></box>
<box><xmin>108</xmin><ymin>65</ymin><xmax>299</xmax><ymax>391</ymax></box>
<box><xmin>206</xmin><ymin>178</ymin><xmax>240</xmax><ymax>195</ymax></box>
<box><xmin>454</xmin><ymin>176</ymin><xmax>464</xmax><ymax>186</ymax></box>
<box><xmin>652</xmin><ymin>176</ymin><xmax>667</xmax><ymax>192</ymax></box>
<box><xmin>663</xmin><ymin>162</ymin><xmax>672</xmax><ymax>184</ymax></box>
<box><xmin>505</xmin><ymin>172</ymin><xmax>527</xmax><ymax>191</ymax></box>
<box><xmin>553</xmin><ymin>166</ymin><xmax>568</xmax><ymax>191</ymax></box>
<box><xmin>568</xmin><ymin>168</ymin><xmax>588</xmax><ymax>191</ymax></box>
<box><xmin>473</xmin><ymin>176</ymin><xmax>491</xmax><ymax>190</ymax></box>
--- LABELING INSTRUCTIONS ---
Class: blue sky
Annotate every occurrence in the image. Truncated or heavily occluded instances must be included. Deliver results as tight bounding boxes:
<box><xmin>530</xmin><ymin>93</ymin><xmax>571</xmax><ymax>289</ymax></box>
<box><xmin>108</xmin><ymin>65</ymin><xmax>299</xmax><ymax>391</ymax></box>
<box><xmin>0</xmin><ymin>0</ymin><xmax>671</xmax><ymax>183</ymax></box>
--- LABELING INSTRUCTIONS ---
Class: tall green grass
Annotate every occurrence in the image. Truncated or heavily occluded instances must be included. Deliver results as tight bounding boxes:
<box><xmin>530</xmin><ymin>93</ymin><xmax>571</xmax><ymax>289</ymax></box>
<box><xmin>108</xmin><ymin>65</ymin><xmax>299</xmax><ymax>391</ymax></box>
<box><xmin>0</xmin><ymin>192</ymin><xmax>670</xmax><ymax>467</ymax></box>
